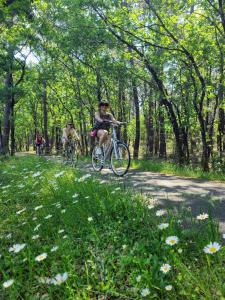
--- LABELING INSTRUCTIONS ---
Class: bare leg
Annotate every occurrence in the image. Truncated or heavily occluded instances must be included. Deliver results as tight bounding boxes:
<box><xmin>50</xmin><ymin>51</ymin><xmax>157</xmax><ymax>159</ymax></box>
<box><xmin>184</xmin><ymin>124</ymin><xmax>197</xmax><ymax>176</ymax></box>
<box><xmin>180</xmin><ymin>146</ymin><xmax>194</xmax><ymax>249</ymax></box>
<box><xmin>97</xmin><ymin>130</ymin><xmax>108</xmax><ymax>147</ymax></box>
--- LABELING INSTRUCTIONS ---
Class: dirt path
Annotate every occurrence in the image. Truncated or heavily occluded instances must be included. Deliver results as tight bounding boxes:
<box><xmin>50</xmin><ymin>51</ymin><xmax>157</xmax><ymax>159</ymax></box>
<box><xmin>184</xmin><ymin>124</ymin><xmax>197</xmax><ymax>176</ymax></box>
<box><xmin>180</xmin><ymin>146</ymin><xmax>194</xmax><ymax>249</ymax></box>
<box><xmin>81</xmin><ymin>163</ymin><xmax>225</xmax><ymax>232</ymax></box>
<box><xmin>17</xmin><ymin>153</ymin><xmax>225</xmax><ymax>232</ymax></box>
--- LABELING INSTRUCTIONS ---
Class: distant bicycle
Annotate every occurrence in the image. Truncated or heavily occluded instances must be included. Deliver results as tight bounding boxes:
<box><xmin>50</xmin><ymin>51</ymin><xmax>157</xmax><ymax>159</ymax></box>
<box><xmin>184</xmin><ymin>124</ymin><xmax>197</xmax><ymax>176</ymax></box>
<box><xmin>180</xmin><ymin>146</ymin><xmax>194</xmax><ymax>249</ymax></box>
<box><xmin>92</xmin><ymin>121</ymin><xmax>130</xmax><ymax>176</ymax></box>
<box><xmin>62</xmin><ymin>139</ymin><xmax>78</xmax><ymax>167</ymax></box>
<box><xmin>36</xmin><ymin>144</ymin><xmax>44</xmax><ymax>156</ymax></box>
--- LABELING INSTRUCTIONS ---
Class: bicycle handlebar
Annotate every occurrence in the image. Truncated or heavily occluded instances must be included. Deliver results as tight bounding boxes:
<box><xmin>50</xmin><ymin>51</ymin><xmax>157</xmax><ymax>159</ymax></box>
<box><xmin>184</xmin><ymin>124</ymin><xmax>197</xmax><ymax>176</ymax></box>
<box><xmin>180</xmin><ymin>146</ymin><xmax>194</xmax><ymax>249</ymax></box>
<box><xmin>102</xmin><ymin>120</ymin><xmax>127</xmax><ymax>126</ymax></box>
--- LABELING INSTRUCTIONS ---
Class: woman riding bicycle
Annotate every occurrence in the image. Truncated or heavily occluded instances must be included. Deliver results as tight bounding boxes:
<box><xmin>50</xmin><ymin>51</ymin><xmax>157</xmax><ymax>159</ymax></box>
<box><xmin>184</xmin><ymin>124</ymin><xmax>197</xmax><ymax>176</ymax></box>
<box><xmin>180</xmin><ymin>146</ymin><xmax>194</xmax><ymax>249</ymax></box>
<box><xmin>93</xmin><ymin>101</ymin><xmax>121</xmax><ymax>154</ymax></box>
<box><xmin>35</xmin><ymin>131</ymin><xmax>45</xmax><ymax>155</ymax></box>
<box><xmin>62</xmin><ymin>121</ymin><xmax>80</xmax><ymax>152</ymax></box>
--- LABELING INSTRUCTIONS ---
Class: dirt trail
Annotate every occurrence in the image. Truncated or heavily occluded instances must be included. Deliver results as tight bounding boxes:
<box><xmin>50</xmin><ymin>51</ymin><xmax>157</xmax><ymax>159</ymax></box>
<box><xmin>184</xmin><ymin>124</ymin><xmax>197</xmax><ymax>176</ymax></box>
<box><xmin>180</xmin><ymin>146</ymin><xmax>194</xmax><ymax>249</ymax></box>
<box><xmin>82</xmin><ymin>164</ymin><xmax>225</xmax><ymax>232</ymax></box>
<box><xmin>17</xmin><ymin>153</ymin><xmax>225</xmax><ymax>232</ymax></box>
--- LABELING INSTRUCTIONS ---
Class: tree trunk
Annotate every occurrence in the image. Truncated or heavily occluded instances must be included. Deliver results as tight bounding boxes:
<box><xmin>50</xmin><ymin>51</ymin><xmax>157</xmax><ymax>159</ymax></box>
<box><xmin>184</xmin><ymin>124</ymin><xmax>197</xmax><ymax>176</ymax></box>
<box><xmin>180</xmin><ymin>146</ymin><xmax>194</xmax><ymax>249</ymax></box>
<box><xmin>158</xmin><ymin>109</ymin><xmax>166</xmax><ymax>158</ymax></box>
<box><xmin>42</xmin><ymin>80</ymin><xmax>50</xmax><ymax>154</ymax></box>
<box><xmin>10</xmin><ymin>94</ymin><xmax>15</xmax><ymax>156</ymax></box>
<box><xmin>1</xmin><ymin>72</ymin><xmax>13</xmax><ymax>155</ymax></box>
<box><xmin>0</xmin><ymin>120</ymin><xmax>2</xmax><ymax>150</ymax></box>
<box><xmin>96</xmin><ymin>71</ymin><xmax>102</xmax><ymax>102</ymax></box>
<box><xmin>132</xmin><ymin>78</ymin><xmax>140</xmax><ymax>159</ymax></box>
<box><xmin>145</xmin><ymin>85</ymin><xmax>154</xmax><ymax>157</ymax></box>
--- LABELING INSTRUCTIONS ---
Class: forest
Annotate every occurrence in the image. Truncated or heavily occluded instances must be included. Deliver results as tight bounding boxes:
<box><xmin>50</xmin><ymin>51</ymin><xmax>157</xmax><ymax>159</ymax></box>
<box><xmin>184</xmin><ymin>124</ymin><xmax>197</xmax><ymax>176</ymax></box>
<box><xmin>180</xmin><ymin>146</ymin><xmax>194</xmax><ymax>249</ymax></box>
<box><xmin>1</xmin><ymin>0</ymin><xmax>225</xmax><ymax>172</ymax></box>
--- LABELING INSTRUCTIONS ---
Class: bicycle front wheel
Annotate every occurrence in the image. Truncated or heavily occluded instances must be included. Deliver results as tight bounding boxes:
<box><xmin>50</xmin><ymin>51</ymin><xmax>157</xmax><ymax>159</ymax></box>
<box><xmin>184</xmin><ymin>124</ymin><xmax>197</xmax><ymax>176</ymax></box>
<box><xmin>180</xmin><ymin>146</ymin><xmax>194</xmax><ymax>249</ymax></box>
<box><xmin>68</xmin><ymin>148</ymin><xmax>78</xmax><ymax>167</ymax></box>
<box><xmin>92</xmin><ymin>145</ymin><xmax>103</xmax><ymax>172</ymax></box>
<box><xmin>110</xmin><ymin>142</ymin><xmax>130</xmax><ymax>176</ymax></box>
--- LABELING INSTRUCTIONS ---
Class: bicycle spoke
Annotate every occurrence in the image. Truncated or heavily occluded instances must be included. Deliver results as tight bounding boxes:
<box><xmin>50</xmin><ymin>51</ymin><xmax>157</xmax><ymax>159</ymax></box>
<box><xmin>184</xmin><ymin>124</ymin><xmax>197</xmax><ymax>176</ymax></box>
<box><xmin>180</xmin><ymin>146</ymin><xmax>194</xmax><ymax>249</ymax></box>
<box><xmin>111</xmin><ymin>143</ymin><xmax>130</xmax><ymax>176</ymax></box>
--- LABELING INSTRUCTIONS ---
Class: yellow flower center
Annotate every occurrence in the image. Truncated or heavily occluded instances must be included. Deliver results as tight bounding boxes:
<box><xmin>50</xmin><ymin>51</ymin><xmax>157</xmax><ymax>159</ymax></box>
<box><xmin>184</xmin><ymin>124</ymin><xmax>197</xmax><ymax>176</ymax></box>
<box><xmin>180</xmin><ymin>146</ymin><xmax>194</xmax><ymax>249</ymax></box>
<box><xmin>209</xmin><ymin>247</ymin><xmax>216</xmax><ymax>253</ymax></box>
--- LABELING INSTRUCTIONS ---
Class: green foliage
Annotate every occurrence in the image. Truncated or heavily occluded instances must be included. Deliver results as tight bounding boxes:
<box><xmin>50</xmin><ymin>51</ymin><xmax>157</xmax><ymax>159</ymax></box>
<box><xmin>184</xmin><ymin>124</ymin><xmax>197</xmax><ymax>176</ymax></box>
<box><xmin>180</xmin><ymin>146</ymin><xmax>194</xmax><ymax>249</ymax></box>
<box><xmin>0</xmin><ymin>157</ymin><xmax>224</xmax><ymax>298</ymax></box>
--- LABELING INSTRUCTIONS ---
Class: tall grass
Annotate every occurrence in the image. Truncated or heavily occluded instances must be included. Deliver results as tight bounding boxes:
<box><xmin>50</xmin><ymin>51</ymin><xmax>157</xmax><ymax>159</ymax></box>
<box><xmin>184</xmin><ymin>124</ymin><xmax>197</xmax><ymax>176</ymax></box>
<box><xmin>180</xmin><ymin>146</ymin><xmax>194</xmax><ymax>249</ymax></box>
<box><xmin>0</xmin><ymin>156</ymin><xmax>224</xmax><ymax>299</ymax></box>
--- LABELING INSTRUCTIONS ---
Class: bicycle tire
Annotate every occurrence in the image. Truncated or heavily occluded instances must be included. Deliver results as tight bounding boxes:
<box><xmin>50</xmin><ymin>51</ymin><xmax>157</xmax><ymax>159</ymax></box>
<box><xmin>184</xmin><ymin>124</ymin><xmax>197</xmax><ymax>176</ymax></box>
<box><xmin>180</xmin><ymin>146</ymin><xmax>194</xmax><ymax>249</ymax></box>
<box><xmin>110</xmin><ymin>142</ymin><xmax>130</xmax><ymax>176</ymax></box>
<box><xmin>92</xmin><ymin>145</ymin><xmax>103</xmax><ymax>172</ymax></box>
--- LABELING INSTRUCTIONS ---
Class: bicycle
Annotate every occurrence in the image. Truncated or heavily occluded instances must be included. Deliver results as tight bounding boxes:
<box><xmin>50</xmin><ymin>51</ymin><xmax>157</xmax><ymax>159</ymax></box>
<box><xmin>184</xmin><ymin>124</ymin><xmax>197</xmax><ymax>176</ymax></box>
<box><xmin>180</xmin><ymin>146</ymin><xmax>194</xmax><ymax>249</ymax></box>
<box><xmin>36</xmin><ymin>144</ymin><xmax>44</xmax><ymax>156</ymax></box>
<box><xmin>92</xmin><ymin>121</ymin><xmax>130</xmax><ymax>176</ymax></box>
<box><xmin>62</xmin><ymin>139</ymin><xmax>78</xmax><ymax>167</ymax></box>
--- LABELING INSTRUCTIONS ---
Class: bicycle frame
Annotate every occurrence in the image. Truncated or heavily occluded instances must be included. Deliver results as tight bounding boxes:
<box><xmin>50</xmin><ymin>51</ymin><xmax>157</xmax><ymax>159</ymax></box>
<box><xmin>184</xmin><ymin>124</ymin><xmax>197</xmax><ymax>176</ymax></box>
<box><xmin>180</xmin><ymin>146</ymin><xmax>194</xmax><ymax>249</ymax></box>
<box><xmin>102</xmin><ymin>124</ymin><xmax>119</xmax><ymax>161</ymax></box>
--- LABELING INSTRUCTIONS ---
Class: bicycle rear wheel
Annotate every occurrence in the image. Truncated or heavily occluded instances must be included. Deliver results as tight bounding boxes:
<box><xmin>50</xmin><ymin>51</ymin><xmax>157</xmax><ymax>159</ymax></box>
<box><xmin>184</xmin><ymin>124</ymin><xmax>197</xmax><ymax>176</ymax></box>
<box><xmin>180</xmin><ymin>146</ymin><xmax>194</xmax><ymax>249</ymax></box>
<box><xmin>92</xmin><ymin>145</ymin><xmax>103</xmax><ymax>172</ymax></box>
<box><xmin>110</xmin><ymin>142</ymin><xmax>130</xmax><ymax>176</ymax></box>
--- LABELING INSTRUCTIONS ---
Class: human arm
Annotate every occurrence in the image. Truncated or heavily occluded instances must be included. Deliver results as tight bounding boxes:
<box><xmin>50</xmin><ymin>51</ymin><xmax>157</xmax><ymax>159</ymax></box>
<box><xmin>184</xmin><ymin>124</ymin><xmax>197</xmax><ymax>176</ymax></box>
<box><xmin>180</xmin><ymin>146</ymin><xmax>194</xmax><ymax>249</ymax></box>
<box><xmin>94</xmin><ymin>112</ymin><xmax>104</xmax><ymax>123</ymax></box>
<box><xmin>108</xmin><ymin>113</ymin><xmax>121</xmax><ymax>125</ymax></box>
<box><xmin>71</xmin><ymin>129</ymin><xmax>80</xmax><ymax>141</ymax></box>
<box><xmin>62</xmin><ymin>128</ymin><xmax>68</xmax><ymax>141</ymax></box>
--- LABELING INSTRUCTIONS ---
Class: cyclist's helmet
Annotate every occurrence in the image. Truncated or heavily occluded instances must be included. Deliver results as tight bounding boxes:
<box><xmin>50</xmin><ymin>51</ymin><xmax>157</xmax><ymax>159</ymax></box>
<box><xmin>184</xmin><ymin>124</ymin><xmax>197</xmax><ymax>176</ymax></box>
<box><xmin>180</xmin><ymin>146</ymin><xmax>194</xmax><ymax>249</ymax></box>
<box><xmin>98</xmin><ymin>101</ymin><xmax>110</xmax><ymax>108</ymax></box>
<box><xmin>66</xmin><ymin>121</ymin><xmax>74</xmax><ymax>126</ymax></box>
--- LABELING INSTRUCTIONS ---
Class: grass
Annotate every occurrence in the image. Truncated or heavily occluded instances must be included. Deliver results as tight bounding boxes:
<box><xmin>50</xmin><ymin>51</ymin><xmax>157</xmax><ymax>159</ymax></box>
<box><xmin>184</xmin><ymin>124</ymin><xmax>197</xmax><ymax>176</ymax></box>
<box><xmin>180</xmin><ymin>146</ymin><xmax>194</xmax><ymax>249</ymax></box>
<box><xmin>131</xmin><ymin>159</ymin><xmax>225</xmax><ymax>182</ymax></box>
<box><xmin>0</xmin><ymin>156</ymin><xmax>224</xmax><ymax>299</ymax></box>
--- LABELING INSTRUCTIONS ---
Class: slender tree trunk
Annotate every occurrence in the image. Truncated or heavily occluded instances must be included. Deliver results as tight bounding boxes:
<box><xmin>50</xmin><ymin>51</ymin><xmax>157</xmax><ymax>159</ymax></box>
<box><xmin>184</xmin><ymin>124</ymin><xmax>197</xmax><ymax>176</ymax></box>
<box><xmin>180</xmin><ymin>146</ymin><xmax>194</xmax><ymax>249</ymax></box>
<box><xmin>0</xmin><ymin>120</ymin><xmax>2</xmax><ymax>150</ymax></box>
<box><xmin>42</xmin><ymin>80</ymin><xmax>50</xmax><ymax>154</ymax></box>
<box><xmin>132</xmin><ymin>78</ymin><xmax>140</xmax><ymax>159</ymax></box>
<box><xmin>10</xmin><ymin>94</ymin><xmax>15</xmax><ymax>155</ymax></box>
<box><xmin>96</xmin><ymin>71</ymin><xmax>102</xmax><ymax>102</ymax></box>
<box><xmin>145</xmin><ymin>84</ymin><xmax>154</xmax><ymax>157</ymax></box>
<box><xmin>158</xmin><ymin>109</ymin><xmax>166</xmax><ymax>158</ymax></box>
<box><xmin>1</xmin><ymin>72</ymin><xmax>13</xmax><ymax>155</ymax></box>
<box><xmin>79</xmin><ymin>112</ymin><xmax>85</xmax><ymax>156</ymax></box>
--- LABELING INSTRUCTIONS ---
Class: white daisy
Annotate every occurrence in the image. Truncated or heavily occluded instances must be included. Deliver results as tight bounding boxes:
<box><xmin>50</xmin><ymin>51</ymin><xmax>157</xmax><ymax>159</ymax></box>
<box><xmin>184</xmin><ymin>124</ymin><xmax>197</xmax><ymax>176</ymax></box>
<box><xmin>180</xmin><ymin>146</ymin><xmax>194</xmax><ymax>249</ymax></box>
<box><xmin>54</xmin><ymin>171</ymin><xmax>65</xmax><ymax>178</ymax></box>
<box><xmin>88</xmin><ymin>217</ymin><xmax>93</xmax><ymax>222</ymax></box>
<box><xmin>51</xmin><ymin>272</ymin><xmax>68</xmax><ymax>285</ymax></box>
<box><xmin>166</xmin><ymin>236</ymin><xmax>179</xmax><ymax>246</ymax></box>
<box><xmin>156</xmin><ymin>209</ymin><xmax>167</xmax><ymax>217</ymax></box>
<box><xmin>165</xmin><ymin>285</ymin><xmax>173</xmax><ymax>291</ymax></box>
<box><xmin>38</xmin><ymin>277</ymin><xmax>52</xmax><ymax>284</ymax></box>
<box><xmin>141</xmin><ymin>288</ymin><xmax>150</xmax><ymax>297</ymax></box>
<box><xmin>196</xmin><ymin>213</ymin><xmax>209</xmax><ymax>220</ymax></box>
<box><xmin>3</xmin><ymin>279</ymin><xmax>14</xmax><ymax>288</ymax></box>
<box><xmin>78</xmin><ymin>174</ymin><xmax>91</xmax><ymax>182</ymax></box>
<box><xmin>203</xmin><ymin>242</ymin><xmax>221</xmax><ymax>254</ymax></box>
<box><xmin>35</xmin><ymin>253</ymin><xmax>47</xmax><ymax>262</ymax></box>
<box><xmin>16</xmin><ymin>208</ymin><xmax>26</xmax><ymax>215</ymax></box>
<box><xmin>44</xmin><ymin>214</ymin><xmax>52</xmax><ymax>219</ymax></box>
<box><xmin>32</xmin><ymin>171</ymin><xmax>42</xmax><ymax>178</ymax></box>
<box><xmin>158</xmin><ymin>223</ymin><xmax>169</xmax><ymax>230</ymax></box>
<box><xmin>147</xmin><ymin>204</ymin><xmax>154</xmax><ymax>210</ymax></box>
<box><xmin>160</xmin><ymin>263</ymin><xmax>171</xmax><ymax>274</ymax></box>
<box><xmin>50</xmin><ymin>246</ymin><xmax>58</xmax><ymax>252</ymax></box>
<box><xmin>136</xmin><ymin>275</ymin><xmax>141</xmax><ymax>282</ymax></box>
<box><xmin>34</xmin><ymin>224</ymin><xmax>41</xmax><ymax>231</ymax></box>
<box><xmin>18</xmin><ymin>184</ymin><xmax>25</xmax><ymax>188</ymax></box>
<box><xmin>34</xmin><ymin>205</ymin><xmax>43</xmax><ymax>211</ymax></box>
<box><xmin>9</xmin><ymin>243</ymin><xmax>26</xmax><ymax>253</ymax></box>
